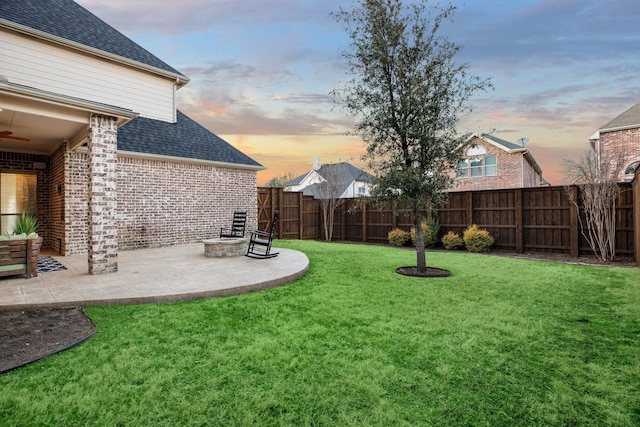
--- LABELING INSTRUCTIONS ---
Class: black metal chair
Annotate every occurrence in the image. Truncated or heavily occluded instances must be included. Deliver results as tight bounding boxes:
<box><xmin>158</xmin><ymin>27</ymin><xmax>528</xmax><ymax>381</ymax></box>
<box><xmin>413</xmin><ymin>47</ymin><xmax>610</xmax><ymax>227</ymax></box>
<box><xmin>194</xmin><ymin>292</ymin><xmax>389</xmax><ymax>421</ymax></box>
<box><xmin>220</xmin><ymin>211</ymin><xmax>247</xmax><ymax>238</ymax></box>
<box><xmin>246</xmin><ymin>210</ymin><xmax>279</xmax><ymax>259</ymax></box>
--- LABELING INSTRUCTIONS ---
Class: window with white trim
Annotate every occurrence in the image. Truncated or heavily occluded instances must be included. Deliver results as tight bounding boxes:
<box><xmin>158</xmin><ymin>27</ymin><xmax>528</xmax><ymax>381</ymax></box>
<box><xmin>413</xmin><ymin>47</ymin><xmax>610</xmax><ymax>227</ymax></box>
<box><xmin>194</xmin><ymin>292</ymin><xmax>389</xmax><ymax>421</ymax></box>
<box><xmin>457</xmin><ymin>146</ymin><xmax>497</xmax><ymax>178</ymax></box>
<box><xmin>625</xmin><ymin>160</ymin><xmax>639</xmax><ymax>176</ymax></box>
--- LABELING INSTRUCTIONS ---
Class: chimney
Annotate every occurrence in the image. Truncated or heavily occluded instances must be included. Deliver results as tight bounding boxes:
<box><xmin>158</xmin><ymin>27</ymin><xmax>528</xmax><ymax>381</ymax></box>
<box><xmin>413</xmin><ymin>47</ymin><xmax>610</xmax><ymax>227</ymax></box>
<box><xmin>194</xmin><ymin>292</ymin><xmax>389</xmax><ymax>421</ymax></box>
<box><xmin>313</xmin><ymin>157</ymin><xmax>321</xmax><ymax>170</ymax></box>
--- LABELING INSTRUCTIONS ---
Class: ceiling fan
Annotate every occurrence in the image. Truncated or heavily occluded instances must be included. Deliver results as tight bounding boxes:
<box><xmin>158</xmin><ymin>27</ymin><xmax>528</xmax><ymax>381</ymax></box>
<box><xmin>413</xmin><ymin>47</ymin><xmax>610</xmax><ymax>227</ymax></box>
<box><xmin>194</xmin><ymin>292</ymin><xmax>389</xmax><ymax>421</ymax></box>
<box><xmin>0</xmin><ymin>131</ymin><xmax>30</xmax><ymax>141</ymax></box>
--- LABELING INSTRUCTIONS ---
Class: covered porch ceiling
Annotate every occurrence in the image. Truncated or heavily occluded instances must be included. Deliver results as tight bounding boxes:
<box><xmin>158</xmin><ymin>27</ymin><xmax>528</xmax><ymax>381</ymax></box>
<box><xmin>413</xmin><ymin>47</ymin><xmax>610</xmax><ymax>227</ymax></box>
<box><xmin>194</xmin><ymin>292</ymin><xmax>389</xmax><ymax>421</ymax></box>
<box><xmin>0</xmin><ymin>77</ymin><xmax>137</xmax><ymax>155</ymax></box>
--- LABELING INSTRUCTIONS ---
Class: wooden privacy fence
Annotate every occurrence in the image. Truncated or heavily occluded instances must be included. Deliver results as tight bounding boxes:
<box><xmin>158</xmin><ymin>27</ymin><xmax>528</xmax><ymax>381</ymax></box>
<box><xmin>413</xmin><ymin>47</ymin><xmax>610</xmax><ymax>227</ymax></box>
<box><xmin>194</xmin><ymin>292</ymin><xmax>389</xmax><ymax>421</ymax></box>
<box><xmin>257</xmin><ymin>182</ymin><xmax>637</xmax><ymax>261</ymax></box>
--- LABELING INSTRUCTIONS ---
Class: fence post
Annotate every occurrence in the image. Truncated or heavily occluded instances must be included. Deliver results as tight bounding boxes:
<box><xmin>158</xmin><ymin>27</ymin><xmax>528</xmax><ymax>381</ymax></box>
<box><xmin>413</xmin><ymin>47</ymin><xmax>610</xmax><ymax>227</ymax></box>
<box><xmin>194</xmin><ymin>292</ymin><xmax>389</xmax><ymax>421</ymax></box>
<box><xmin>569</xmin><ymin>185</ymin><xmax>579</xmax><ymax>257</ymax></box>
<box><xmin>275</xmin><ymin>187</ymin><xmax>284</xmax><ymax>239</ymax></box>
<box><xmin>340</xmin><ymin>202</ymin><xmax>346</xmax><ymax>241</ymax></box>
<box><xmin>466</xmin><ymin>192</ymin><xmax>473</xmax><ymax>226</ymax></box>
<box><xmin>392</xmin><ymin>202</ymin><xmax>397</xmax><ymax>229</ymax></box>
<box><xmin>298</xmin><ymin>192</ymin><xmax>304</xmax><ymax>239</ymax></box>
<box><xmin>362</xmin><ymin>203</ymin><xmax>367</xmax><ymax>242</ymax></box>
<box><xmin>515</xmin><ymin>188</ymin><xmax>523</xmax><ymax>253</ymax></box>
<box><xmin>633</xmin><ymin>170</ymin><xmax>640</xmax><ymax>265</ymax></box>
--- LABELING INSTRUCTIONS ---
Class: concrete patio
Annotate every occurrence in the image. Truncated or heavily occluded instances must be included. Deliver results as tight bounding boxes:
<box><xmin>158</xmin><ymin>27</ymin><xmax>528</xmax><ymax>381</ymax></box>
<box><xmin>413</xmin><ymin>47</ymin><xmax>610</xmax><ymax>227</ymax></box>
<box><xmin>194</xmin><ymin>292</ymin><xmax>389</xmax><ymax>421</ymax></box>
<box><xmin>0</xmin><ymin>244</ymin><xmax>309</xmax><ymax>310</ymax></box>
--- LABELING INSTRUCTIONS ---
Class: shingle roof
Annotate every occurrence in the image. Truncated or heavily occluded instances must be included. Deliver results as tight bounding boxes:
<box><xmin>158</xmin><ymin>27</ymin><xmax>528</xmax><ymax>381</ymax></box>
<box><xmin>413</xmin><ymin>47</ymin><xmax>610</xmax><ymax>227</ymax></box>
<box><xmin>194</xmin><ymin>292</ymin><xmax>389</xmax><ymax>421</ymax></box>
<box><xmin>0</xmin><ymin>0</ymin><xmax>185</xmax><ymax>78</ymax></box>
<box><xmin>118</xmin><ymin>111</ymin><xmax>263</xmax><ymax>168</ymax></box>
<box><xmin>481</xmin><ymin>133</ymin><xmax>525</xmax><ymax>151</ymax></box>
<box><xmin>286</xmin><ymin>173</ymin><xmax>307</xmax><ymax>186</ymax></box>
<box><xmin>600</xmin><ymin>103</ymin><xmax>640</xmax><ymax>132</ymax></box>
<box><xmin>287</xmin><ymin>162</ymin><xmax>373</xmax><ymax>196</ymax></box>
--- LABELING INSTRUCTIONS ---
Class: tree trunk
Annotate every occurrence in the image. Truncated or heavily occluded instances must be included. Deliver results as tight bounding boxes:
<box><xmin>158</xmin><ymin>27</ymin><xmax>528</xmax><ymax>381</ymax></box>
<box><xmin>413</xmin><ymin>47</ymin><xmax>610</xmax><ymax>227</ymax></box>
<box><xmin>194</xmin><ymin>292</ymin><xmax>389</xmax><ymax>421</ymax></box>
<box><xmin>414</xmin><ymin>208</ymin><xmax>426</xmax><ymax>272</ymax></box>
<box><xmin>322</xmin><ymin>204</ymin><xmax>330</xmax><ymax>241</ymax></box>
<box><xmin>327</xmin><ymin>201</ymin><xmax>335</xmax><ymax>241</ymax></box>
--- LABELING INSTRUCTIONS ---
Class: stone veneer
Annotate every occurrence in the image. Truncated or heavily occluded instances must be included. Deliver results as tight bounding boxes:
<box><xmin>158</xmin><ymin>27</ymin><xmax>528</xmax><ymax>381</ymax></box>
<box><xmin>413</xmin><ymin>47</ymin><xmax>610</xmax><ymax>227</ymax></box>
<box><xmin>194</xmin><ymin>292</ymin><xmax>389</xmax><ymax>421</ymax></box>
<box><xmin>203</xmin><ymin>238</ymin><xmax>249</xmax><ymax>258</ymax></box>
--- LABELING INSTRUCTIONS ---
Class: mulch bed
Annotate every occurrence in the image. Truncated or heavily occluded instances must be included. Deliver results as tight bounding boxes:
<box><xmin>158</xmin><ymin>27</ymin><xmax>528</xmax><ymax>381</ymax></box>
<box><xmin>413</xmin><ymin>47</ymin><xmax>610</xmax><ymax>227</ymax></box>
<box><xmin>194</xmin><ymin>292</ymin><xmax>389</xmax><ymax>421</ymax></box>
<box><xmin>396</xmin><ymin>266</ymin><xmax>451</xmax><ymax>277</ymax></box>
<box><xmin>0</xmin><ymin>307</ymin><xmax>95</xmax><ymax>374</ymax></box>
<box><xmin>485</xmin><ymin>250</ymin><xmax>637</xmax><ymax>267</ymax></box>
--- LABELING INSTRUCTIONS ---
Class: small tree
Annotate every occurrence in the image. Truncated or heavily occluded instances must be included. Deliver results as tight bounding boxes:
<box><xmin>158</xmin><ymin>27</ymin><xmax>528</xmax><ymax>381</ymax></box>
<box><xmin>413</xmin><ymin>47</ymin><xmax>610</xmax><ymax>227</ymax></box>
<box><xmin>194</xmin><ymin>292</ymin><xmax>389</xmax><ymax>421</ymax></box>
<box><xmin>313</xmin><ymin>164</ymin><xmax>346</xmax><ymax>241</ymax></box>
<box><xmin>265</xmin><ymin>171</ymin><xmax>296</xmax><ymax>188</ymax></box>
<box><xmin>564</xmin><ymin>149</ymin><xmax>626</xmax><ymax>262</ymax></box>
<box><xmin>331</xmin><ymin>0</ymin><xmax>491</xmax><ymax>272</ymax></box>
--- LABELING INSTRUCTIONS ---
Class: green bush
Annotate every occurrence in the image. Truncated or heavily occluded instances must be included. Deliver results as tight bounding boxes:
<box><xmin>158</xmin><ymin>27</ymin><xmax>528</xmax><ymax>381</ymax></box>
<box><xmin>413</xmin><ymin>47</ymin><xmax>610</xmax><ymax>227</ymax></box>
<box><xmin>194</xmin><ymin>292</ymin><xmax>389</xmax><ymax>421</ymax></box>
<box><xmin>463</xmin><ymin>224</ymin><xmax>494</xmax><ymax>253</ymax></box>
<box><xmin>410</xmin><ymin>218</ymin><xmax>440</xmax><ymax>248</ymax></box>
<box><xmin>442</xmin><ymin>231</ymin><xmax>464</xmax><ymax>250</ymax></box>
<box><xmin>388</xmin><ymin>228</ymin><xmax>410</xmax><ymax>247</ymax></box>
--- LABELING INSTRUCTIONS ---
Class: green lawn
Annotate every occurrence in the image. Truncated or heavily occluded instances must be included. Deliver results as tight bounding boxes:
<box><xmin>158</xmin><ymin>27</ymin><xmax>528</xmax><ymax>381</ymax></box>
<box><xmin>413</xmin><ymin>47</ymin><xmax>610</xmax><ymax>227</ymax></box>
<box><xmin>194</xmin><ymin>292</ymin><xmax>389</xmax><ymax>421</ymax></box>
<box><xmin>1</xmin><ymin>240</ymin><xmax>639</xmax><ymax>426</ymax></box>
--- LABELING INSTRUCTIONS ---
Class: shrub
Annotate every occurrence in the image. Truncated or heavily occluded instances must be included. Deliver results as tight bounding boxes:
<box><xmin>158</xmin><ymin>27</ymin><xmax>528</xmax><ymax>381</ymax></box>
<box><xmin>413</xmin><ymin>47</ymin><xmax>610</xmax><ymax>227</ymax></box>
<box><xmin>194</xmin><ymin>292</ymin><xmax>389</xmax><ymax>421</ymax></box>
<box><xmin>463</xmin><ymin>224</ymin><xmax>494</xmax><ymax>252</ymax></box>
<box><xmin>410</xmin><ymin>218</ymin><xmax>440</xmax><ymax>248</ymax></box>
<box><xmin>13</xmin><ymin>213</ymin><xmax>38</xmax><ymax>236</ymax></box>
<box><xmin>388</xmin><ymin>228</ymin><xmax>410</xmax><ymax>247</ymax></box>
<box><xmin>442</xmin><ymin>231</ymin><xmax>464</xmax><ymax>250</ymax></box>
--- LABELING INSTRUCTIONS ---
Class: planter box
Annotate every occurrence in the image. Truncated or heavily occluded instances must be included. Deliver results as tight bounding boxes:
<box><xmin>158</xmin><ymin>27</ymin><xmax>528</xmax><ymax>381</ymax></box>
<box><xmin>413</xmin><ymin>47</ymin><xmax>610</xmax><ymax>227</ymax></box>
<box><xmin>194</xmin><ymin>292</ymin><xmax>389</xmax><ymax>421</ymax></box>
<box><xmin>0</xmin><ymin>237</ymin><xmax>43</xmax><ymax>279</ymax></box>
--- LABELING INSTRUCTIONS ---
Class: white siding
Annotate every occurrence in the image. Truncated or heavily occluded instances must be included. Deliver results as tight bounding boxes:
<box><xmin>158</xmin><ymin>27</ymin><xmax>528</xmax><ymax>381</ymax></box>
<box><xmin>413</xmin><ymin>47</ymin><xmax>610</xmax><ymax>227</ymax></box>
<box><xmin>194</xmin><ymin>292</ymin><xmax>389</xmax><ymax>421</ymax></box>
<box><xmin>0</xmin><ymin>29</ymin><xmax>176</xmax><ymax>122</ymax></box>
<box><xmin>287</xmin><ymin>171</ymin><xmax>323</xmax><ymax>192</ymax></box>
<box><xmin>340</xmin><ymin>180</ymin><xmax>371</xmax><ymax>198</ymax></box>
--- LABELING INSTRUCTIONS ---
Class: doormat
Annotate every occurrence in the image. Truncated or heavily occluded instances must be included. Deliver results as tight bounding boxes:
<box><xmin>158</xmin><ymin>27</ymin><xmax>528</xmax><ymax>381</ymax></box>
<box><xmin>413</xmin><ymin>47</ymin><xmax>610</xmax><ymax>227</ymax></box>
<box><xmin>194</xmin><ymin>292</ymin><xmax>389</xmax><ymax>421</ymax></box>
<box><xmin>37</xmin><ymin>256</ymin><xmax>67</xmax><ymax>273</ymax></box>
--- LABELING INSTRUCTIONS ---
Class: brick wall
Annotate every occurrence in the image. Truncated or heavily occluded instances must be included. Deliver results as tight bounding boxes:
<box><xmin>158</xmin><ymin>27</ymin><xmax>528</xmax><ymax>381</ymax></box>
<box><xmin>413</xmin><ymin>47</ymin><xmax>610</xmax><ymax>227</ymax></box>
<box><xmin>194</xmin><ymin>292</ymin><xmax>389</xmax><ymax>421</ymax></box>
<box><xmin>49</xmin><ymin>145</ymin><xmax>66</xmax><ymax>254</ymax></box>
<box><xmin>522</xmin><ymin>156</ymin><xmax>541</xmax><ymax>187</ymax></box>
<box><xmin>0</xmin><ymin>149</ymin><xmax>258</xmax><ymax>256</ymax></box>
<box><xmin>451</xmin><ymin>138</ymin><xmax>536</xmax><ymax>191</ymax></box>
<box><xmin>116</xmin><ymin>156</ymin><xmax>257</xmax><ymax>250</ymax></box>
<box><xmin>599</xmin><ymin>127</ymin><xmax>640</xmax><ymax>181</ymax></box>
<box><xmin>64</xmin><ymin>151</ymin><xmax>90</xmax><ymax>255</ymax></box>
<box><xmin>87</xmin><ymin>114</ymin><xmax>119</xmax><ymax>274</ymax></box>
<box><xmin>61</xmin><ymin>153</ymin><xmax>258</xmax><ymax>253</ymax></box>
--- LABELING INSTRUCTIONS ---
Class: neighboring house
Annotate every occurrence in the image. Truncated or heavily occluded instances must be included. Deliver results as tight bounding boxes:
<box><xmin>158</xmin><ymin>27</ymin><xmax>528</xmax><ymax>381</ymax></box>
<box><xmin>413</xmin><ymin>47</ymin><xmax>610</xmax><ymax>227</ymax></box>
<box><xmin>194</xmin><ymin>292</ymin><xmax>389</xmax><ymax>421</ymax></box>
<box><xmin>588</xmin><ymin>103</ymin><xmax>640</xmax><ymax>182</ymax></box>
<box><xmin>0</xmin><ymin>0</ymin><xmax>263</xmax><ymax>274</ymax></box>
<box><xmin>451</xmin><ymin>133</ymin><xmax>544</xmax><ymax>191</ymax></box>
<box><xmin>286</xmin><ymin>159</ymin><xmax>374</xmax><ymax>198</ymax></box>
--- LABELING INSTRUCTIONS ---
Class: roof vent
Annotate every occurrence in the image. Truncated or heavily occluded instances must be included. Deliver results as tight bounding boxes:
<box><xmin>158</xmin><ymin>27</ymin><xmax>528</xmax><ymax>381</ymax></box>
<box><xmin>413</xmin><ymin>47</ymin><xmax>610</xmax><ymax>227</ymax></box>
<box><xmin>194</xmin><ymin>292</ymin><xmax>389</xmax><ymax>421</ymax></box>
<box><xmin>313</xmin><ymin>157</ymin><xmax>321</xmax><ymax>170</ymax></box>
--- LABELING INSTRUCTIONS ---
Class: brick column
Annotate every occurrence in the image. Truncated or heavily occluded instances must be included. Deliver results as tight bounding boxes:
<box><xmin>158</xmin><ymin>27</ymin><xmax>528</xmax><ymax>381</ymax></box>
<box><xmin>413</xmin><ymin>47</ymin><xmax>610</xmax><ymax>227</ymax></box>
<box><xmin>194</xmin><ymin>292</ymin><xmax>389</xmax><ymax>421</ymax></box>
<box><xmin>87</xmin><ymin>114</ymin><xmax>118</xmax><ymax>274</ymax></box>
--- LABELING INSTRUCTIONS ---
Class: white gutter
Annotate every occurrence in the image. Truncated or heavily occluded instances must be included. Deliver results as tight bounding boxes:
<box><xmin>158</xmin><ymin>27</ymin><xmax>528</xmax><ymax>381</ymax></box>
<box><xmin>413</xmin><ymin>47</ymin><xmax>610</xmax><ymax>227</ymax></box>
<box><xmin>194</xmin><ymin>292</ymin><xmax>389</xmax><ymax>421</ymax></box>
<box><xmin>599</xmin><ymin>124</ymin><xmax>640</xmax><ymax>134</ymax></box>
<box><xmin>0</xmin><ymin>19</ymin><xmax>190</xmax><ymax>88</ymax></box>
<box><xmin>117</xmin><ymin>150</ymin><xmax>266</xmax><ymax>171</ymax></box>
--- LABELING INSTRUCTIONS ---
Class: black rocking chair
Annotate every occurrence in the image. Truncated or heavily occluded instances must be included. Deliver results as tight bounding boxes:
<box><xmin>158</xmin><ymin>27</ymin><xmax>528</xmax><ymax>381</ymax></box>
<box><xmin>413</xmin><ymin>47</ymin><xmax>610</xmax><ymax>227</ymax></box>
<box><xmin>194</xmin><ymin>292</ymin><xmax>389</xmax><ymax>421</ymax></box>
<box><xmin>220</xmin><ymin>211</ymin><xmax>247</xmax><ymax>238</ymax></box>
<box><xmin>246</xmin><ymin>210</ymin><xmax>279</xmax><ymax>259</ymax></box>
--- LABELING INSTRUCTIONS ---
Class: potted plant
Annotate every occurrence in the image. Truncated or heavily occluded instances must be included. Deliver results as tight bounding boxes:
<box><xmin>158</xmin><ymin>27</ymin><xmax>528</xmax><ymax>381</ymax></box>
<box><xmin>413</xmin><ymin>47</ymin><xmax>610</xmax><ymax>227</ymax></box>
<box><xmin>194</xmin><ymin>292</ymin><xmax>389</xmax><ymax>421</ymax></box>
<box><xmin>13</xmin><ymin>212</ymin><xmax>39</xmax><ymax>237</ymax></box>
<box><xmin>13</xmin><ymin>213</ymin><xmax>42</xmax><ymax>269</ymax></box>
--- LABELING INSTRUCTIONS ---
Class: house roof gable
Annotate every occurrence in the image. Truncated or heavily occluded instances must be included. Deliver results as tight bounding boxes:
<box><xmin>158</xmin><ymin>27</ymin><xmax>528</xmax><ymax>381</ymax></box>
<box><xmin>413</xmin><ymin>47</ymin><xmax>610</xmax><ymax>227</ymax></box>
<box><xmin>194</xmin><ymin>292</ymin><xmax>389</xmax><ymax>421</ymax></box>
<box><xmin>320</xmin><ymin>162</ymin><xmax>374</xmax><ymax>183</ymax></box>
<box><xmin>599</xmin><ymin>103</ymin><xmax>640</xmax><ymax>133</ymax></box>
<box><xmin>467</xmin><ymin>133</ymin><xmax>543</xmax><ymax>176</ymax></box>
<box><xmin>287</xmin><ymin>170</ymin><xmax>314</xmax><ymax>186</ymax></box>
<box><xmin>117</xmin><ymin>110</ymin><xmax>263</xmax><ymax>169</ymax></box>
<box><xmin>286</xmin><ymin>162</ymin><xmax>373</xmax><ymax>196</ymax></box>
<box><xmin>0</xmin><ymin>0</ymin><xmax>185</xmax><ymax>79</ymax></box>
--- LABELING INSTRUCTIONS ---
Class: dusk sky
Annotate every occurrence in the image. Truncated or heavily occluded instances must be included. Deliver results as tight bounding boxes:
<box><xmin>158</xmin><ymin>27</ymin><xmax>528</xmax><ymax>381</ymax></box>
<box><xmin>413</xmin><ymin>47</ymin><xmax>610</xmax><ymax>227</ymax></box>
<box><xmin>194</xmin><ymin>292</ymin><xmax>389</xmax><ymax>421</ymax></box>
<box><xmin>76</xmin><ymin>0</ymin><xmax>639</xmax><ymax>186</ymax></box>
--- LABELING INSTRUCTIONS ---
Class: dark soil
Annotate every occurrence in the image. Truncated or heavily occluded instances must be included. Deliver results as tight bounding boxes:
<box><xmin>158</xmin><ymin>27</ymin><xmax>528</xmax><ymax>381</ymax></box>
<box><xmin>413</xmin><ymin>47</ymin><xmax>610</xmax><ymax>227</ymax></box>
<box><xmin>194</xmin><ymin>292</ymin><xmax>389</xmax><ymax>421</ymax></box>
<box><xmin>486</xmin><ymin>250</ymin><xmax>637</xmax><ymax>267</ymax></box>
<box><xmin>396</xmin><ymin>266</ymin><xmax>451</xmax><ymax>277</ymax></box>
<box><xmin>0</xmin><ymin>307</ymin><xmax>95</xmax><ymax>374</ymax></box>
